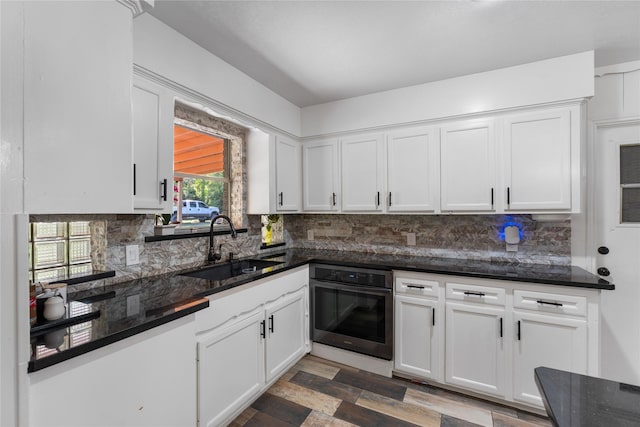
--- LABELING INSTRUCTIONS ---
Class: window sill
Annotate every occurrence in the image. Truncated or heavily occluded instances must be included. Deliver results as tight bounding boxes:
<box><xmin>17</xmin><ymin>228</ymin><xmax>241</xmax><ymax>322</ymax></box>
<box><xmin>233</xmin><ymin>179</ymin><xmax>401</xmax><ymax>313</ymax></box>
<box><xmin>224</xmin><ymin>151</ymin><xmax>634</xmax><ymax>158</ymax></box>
<box><xmin>260</xmin><ymin>242</ymin><xmax>286</xmax><ymax>250</ymax></box>
<box><xmin>51</xmin><ymin>270</ymin><xmax>116</xmax><ymax>286</ymax></box>
<box><xmin>144</xmin><ymin>228</ymin><xmax>248</xmax><ymax>243</ymax></box>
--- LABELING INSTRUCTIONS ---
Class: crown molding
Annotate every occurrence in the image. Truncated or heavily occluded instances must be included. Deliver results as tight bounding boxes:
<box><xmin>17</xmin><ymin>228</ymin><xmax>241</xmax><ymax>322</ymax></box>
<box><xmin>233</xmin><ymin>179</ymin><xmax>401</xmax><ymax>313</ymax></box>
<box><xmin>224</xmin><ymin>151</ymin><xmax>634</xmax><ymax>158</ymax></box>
<box><xmin>116</xmin><ymin>0</ymin><xmax>154</xmax><ymax>17</ymax></box>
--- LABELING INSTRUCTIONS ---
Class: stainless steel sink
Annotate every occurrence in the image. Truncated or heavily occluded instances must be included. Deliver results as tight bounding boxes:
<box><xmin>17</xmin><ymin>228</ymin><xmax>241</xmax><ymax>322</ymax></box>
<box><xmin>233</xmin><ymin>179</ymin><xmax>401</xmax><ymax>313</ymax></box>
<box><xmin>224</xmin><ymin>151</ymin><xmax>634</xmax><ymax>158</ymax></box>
<box><xmin>181</xmin><ymin>259</ymin><xmax>283</xmax><ymax>281</ymax></box>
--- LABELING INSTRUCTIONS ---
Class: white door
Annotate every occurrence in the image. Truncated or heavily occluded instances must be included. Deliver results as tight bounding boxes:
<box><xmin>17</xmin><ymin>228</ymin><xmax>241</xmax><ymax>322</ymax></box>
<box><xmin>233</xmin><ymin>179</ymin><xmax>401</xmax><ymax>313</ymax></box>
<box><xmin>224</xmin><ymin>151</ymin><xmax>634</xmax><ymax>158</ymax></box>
<box><xmin>386</xmin><ymin>127</ymin><xmax>438</xmax><ymax>212</ymax></box>
<box><xmin>303</xmin><ymin>139</ymin><xmax>339</xmax><ymax>211</ymax></box>
<box><xmin>595</xmin><ymin>122</ymin><xmax>640</xmax><ymax>384</ymax></box>
<box><xmin>341</xmin><ymin>134</ymin><xmax>383</xmax><ymax>211</ymax></box>
<box><xmin>275</xmin><ymin>136</ymin><xmax>301</xmax><ymax>211</ymax></box>
<box><xmin>504</xmin><ymin>109</ymin><xmax>572</xmax><ymax>211</ymax></box>
<box><xmin>265</xmin><ymin>289</ymin><xmax>306</xmax><ymax>382</ymax></box>
<box><xmin>512</xmin><ymin>311</ymin><xmax>587</xmax><ymax>407</ymax></box>
<box><xmin>445</xmin><ymin>302</ymin><xmax>505</xmax><ymax>397</ymax></box>
<box><xmin>441</xmin><ymin>119</ymin><xmax>496</xmax><ymax>212</ymax></box>
<box><xmin>394</xmin><ymin>295</ymin><xmax>440</xmax><ymax>380</ymax></box>
<box><xmin>197</xmin><ymin>311</ymin><xmax>265</xmax><ymax>427</ymax></box>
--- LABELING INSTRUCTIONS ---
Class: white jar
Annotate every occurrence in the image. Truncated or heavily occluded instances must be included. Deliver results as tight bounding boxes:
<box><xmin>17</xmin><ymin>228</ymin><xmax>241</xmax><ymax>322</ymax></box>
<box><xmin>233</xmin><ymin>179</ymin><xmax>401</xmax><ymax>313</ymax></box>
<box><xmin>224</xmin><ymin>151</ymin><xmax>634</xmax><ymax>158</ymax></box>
<box><xmin>43</xmin><ymin>296</ymin><xmax>65</xmax><ymax>321</ymax></box>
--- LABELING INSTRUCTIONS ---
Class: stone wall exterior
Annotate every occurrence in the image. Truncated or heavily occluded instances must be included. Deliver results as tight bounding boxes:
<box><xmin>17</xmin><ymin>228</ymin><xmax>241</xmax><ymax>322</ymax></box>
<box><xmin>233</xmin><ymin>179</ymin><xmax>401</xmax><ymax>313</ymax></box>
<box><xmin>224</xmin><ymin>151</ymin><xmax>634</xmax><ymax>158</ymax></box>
<box><xmin>284</xmin><ymin>214</ymin><xmax>571</xmax><ymax>265</ymax></box>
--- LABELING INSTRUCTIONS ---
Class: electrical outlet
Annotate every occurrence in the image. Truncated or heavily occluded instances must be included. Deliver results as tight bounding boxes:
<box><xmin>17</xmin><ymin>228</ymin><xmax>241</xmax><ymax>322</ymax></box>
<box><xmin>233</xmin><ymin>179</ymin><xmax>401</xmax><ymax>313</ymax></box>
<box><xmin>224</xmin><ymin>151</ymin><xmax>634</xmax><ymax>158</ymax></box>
<box><xmin>126</xmin><ymin>294</ymin><xmax>140</xmax><ymax>317</ymax></box>
<box><xmin>307</xmin><ymin>229</ymin><xmax>314</xmax><ymax>241</ymax></box>
<box><xmin>407</xmin><ymin>232</ymin><xmax>416</xmax><ymax>246</ymax></box>
<box><xmin>125</xmin><ymin>244</ymin><xmax>140</xmax><ymax>266</ymax></box>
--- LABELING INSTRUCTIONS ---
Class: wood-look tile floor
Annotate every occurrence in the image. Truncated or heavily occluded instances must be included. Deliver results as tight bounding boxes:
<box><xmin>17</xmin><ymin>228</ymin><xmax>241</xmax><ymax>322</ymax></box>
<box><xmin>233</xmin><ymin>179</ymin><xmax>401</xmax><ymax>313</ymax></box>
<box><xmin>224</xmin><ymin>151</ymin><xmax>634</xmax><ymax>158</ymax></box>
<box><xmin>229</xmin><ymin>355</ymin><xmax>553</xmax><ymax>427</ymax></box>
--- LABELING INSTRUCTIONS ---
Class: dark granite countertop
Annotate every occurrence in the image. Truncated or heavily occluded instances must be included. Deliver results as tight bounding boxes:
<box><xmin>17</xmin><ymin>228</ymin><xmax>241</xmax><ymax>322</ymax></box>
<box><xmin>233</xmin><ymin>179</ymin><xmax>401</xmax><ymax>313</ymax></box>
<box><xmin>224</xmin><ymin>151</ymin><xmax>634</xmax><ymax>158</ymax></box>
<box><xmin>29</xmin><ymin>249</ymin><xmax>611</xmax><ymax>372</ymax></box>
<box><xmin>280</xmin><ymin>249</ymin><xmax>613</xmax><ymax>290</ymax></box>
<box><xmin>535</xmin><ymin>367</ymin><xmax>640</xmax><ymax>427</ymax></box>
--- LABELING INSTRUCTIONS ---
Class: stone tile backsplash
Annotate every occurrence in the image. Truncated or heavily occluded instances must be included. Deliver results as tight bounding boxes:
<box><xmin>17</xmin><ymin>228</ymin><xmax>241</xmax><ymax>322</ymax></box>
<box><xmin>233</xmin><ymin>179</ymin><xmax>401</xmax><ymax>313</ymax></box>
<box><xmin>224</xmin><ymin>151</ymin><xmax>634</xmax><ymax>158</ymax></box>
<box><xmin>284</xmin><ymin>214</ymin><xmax>571</xmax><ymax>265</ymax></box>
<box><xmin>35</xmin><ymin>211</ymin><xmax>570</xmax><ymax>295</ymax></box>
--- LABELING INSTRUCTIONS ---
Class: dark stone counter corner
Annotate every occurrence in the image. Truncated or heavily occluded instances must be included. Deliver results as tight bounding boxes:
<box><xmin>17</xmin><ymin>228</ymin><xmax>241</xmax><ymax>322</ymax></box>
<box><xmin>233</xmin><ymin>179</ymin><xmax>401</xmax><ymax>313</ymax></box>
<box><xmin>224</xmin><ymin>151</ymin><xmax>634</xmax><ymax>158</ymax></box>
<box><xmin>535</xmin><ymin>367</ymin><xmax>640</xmax><ymax>427</ymax></box>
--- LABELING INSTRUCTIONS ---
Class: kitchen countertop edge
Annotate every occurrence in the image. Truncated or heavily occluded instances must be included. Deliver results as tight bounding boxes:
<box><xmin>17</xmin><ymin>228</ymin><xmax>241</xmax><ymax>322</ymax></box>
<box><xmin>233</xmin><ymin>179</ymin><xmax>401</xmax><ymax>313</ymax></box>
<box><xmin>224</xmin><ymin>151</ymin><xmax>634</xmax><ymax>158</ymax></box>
<box><xmin>28</xmin><ymin>297</ymin><xmax>209</xmax><ymax>373</ymax></box>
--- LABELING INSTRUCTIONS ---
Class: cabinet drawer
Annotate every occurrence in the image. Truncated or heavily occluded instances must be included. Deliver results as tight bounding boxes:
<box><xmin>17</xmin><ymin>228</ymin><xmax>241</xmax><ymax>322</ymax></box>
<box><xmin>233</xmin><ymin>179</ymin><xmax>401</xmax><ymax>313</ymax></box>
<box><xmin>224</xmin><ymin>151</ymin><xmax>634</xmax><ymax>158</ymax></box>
<box><xmin>446</xmin><ymin>282</ymin><xmax>505</xmax><ymax>306</ymax></box>
<box><xmin>396</xmin><ymin>275</ymin><xmax>440</xmax><ymax>297</ymax></box>
<box><xmin>513</xmin><ymin>290</ymin><xmax>586</xmax><ymax>317</ymax></box>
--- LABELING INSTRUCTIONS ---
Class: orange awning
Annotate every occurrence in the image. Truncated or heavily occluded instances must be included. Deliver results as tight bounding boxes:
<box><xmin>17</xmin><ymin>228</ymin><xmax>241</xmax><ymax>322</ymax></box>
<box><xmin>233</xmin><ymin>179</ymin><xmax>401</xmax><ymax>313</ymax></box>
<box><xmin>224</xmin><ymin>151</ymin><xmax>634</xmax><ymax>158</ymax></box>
<box><xmin>174</xmin><ymin>125</ymin><xmax>224</xmax><ymax>175</ymax></box>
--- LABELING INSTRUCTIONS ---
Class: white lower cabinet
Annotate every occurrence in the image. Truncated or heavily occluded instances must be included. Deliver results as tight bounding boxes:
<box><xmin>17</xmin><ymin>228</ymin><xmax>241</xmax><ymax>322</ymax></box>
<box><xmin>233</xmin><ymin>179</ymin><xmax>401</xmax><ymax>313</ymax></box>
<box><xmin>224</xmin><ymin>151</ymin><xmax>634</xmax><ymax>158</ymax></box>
<box><xmin>196</xmin><ymin>267</ymin><xmax>309</xmax><ymax>427</ymax></box>
<box><xmin>445</xmin><ymin>302</ymin><xmax>506</xmax><ymax>398</ymax></box>
<box><xmin>29</xmin><ymin>318</ymin><xmax>197</xmax><ymax>427</ymax></box>
<box><xmin>265</xmin><ymin>289</ymin><xmax>307</xmax><ymax>382</ymax></box>
<box><xmin>197</xmin><ymin>310</ymin><xmax>265</xmax><ymax>427</ymax></box>
<box><xmin>394</xmin><ymin>295</ymin><xmax>441</xmax><ymax>380</ymax></box>
<box><xmin>394</xmin><ymin>272</ymin><xmax>443</xmax><ymax>381</ymax></box>
<box><xmin>512</xmin><ymin>310</ymin><xmax>587</xmax><ymax>407</ymax></box>
<box><xmin>393</xmin><ymin>271</ymin><xmax>600</xmax><ymax>410</ymax></box>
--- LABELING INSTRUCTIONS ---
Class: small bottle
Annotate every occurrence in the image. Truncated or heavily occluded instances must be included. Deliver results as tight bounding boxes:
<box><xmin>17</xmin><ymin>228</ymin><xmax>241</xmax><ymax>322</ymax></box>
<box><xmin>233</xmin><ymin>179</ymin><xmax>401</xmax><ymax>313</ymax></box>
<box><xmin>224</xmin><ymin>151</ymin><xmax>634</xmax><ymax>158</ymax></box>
<box><xmin>29</xmin><ymin>280</ymin><xmax>37</xmax><ymax>326</ymax></box>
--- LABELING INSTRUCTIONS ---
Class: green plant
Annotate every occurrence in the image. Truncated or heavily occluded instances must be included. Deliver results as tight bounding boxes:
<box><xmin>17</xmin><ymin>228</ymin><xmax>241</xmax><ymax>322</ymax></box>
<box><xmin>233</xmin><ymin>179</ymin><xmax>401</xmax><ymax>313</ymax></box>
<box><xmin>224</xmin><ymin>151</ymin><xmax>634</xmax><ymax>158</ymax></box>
<box><xmin>265</xmin><ymin>214</ymin><xmax>280</xmax><ymax>231</ymax></box>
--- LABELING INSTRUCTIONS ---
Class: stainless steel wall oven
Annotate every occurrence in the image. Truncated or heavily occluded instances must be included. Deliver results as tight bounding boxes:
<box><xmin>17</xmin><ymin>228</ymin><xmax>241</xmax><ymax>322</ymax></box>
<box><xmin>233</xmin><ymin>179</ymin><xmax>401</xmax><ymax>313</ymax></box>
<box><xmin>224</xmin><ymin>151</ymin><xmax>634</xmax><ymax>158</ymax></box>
<box><xmin>309</xmin><ymin>264</ymin><xmax>393</xmax><ymax>360</ymax></box>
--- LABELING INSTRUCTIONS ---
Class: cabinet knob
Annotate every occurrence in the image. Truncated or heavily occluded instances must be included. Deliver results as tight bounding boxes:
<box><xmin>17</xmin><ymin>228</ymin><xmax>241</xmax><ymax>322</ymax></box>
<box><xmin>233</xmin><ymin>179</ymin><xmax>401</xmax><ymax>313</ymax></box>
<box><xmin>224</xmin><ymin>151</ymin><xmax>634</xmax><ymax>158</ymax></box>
<box><xmin>597</xmin><ymin>267</ymin><xmax>611</xmax><ymax>277</ymax></box>
<box><xmin>597</xmin><ymin>246</ymin><xmax>610</xmax><ymax>255</ymax></box>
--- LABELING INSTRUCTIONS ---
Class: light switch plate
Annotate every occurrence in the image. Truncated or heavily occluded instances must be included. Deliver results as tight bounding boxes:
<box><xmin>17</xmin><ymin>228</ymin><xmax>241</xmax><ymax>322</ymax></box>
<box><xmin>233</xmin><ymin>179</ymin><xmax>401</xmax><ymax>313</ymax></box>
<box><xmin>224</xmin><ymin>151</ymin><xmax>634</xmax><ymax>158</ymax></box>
<box><xmin>307</xmin><ymin>229</ymin><xmax>314</xmax><ymax>241</ymax></box>
<box><xmin>407</xmin><ymin>232</ymin><xmax>416</xmax><ymax>246</ymax></box>
<box><xmin>125</xmin><ymin>244</ymin><xmax>140</xmax><ymax>266</ymax></box>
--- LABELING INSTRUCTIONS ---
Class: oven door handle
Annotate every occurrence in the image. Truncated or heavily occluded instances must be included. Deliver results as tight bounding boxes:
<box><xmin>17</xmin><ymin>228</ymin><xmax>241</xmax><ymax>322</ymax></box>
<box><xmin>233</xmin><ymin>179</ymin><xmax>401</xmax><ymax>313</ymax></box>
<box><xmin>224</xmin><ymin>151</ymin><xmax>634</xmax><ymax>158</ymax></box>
<box><xmin>311</xmin><ymin>281</ymin><xmax>392</xmax><ymax>295</ymax></box>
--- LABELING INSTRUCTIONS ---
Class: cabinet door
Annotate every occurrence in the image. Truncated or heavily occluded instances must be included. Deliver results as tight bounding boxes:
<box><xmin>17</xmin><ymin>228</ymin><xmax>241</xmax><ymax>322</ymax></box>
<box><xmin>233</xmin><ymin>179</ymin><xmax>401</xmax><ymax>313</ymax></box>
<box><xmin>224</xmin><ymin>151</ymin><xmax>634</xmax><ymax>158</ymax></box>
<box><xmin>132</xmin><ymin>76</ymin><xmax>174</xmax><ymax>211</ymax></box>
<box><xmin>341</xmin><ymin>134</ymin><xmax>383</xmax><ymax>211</ymax></box>
<box><xmin>512</xmin><ymin>311</ymin><xmax>587</xmax><ymax>407</ymax></box>
<box><xmin>445</xmin><ymin>302</ymin><xmax>506</xmax><ymax>398</ymax></box>
<box><xmin>441</xmin><ymin>120</ymin><xmax>496</xmax><ymax>212</ymax></box>
<box><xmin>394</xmin><ymin>295</ymin><xmax>440</xmax><ymax>380</ymax></box>
<box><xmin>386</xmin><ymin>127</ymin><xmax>438</xmax><ymax>212</ymax></box>
<box><xmin>265</xmin><ymin>289</ymin><xmax>307</xmax><ymax>382</ymax></box>
<box><xmin>275</xmin><ymin>136</ymin><xmax>301</xmax><ymax>211</ymax></box>
<box><xmin>504</xmin><ymin>109</ymin><xmax>571</xmax><ymax>211</ymax></box>
<box><xmin>197</xmin><ymin>311</ymin><xmax>265</xmax><ymax>427</ymax></box>
<box><xmin>303</xmin><ymin>139</ymin><xmax>339</xmax><ymax>211</ymax></box>
<box><xmin>23</xmin><ymin>1</ymin><xmax>133</xmax><ymax>214</ymax></box>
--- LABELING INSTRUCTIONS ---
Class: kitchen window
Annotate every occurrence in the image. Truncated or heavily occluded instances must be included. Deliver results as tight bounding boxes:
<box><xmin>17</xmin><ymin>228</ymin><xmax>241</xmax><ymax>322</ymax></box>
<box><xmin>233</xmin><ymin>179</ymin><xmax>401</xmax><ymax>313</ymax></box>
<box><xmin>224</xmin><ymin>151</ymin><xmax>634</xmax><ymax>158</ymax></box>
<box><xmin>173</xmin><ymin>121</ymin><xmax>230</xmax><ymax>228</ymax></box>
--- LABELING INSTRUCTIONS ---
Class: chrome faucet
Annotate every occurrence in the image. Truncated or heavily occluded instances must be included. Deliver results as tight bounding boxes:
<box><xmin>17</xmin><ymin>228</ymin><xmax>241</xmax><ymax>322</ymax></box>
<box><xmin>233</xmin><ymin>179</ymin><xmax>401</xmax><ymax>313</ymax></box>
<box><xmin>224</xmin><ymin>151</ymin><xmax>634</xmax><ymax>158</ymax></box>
<box><xmin>208</xmin><ymin>214</ymin><xmax>238</xmax><ymax>262</ymax></box>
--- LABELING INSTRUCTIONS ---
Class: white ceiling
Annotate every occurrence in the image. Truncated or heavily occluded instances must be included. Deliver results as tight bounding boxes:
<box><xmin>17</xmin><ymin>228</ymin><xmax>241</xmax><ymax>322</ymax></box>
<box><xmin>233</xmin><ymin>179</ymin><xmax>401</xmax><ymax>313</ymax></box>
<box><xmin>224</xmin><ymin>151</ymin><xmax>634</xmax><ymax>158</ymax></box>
<box><xmin>149</xmin><ymin>1</ymin><xmax>640</xmax><ymax>108</ymax></box>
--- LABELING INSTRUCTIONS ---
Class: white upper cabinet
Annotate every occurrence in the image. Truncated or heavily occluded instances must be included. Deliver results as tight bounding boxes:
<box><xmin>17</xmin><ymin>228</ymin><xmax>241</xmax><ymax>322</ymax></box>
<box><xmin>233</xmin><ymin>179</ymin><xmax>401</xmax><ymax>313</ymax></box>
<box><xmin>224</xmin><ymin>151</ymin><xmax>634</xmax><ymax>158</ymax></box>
<box><xmin>275</xmin><ymin>136</ymin><xmax>302</xmax><ymax>211</ymax></box>
<box><xmin>303</xmin><ymin>139</ymin><xmax>340</xmax><ymax>211</ymax></box>
<box><xmin>503</xmin><ymin>109</ymin><xmax>572</xmax><ymax>211</ymax></box>
<box><xmin>132</xmin><ymin>75</ymin><xmax>174</xmax><ymax>212</ymax></box>
<box><xmin>23</xmin><ymin>1</ymin><xmax>133</xmax><ymax>213</ymax></box>
<box><xmin>247</xmin><ymin>131</ymin><xmax>301</xmax><ymax>214</ymax></box>
<box><xmin>340</xmin><ymin>134</ymin><xmax>384</xmax><ymax>211</ymax></box>
<box><xmin>440</xmin><ymin>120</ymin><xmax>496</xmax><ymax>212</ymax></box>
<box><xmin>386</xmin><ymin>127</ymin><xmax>439</xmax><ymax>212</ymax></box>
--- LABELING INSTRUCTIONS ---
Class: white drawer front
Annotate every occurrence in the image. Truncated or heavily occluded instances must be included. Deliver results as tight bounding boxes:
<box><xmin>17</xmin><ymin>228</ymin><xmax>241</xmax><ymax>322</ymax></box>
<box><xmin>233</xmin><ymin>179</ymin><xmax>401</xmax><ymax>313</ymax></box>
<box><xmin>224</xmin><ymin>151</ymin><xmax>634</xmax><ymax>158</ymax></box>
<box><xmin>395</xmin><ymin>276</ymin><xmax>440</xmax><ymax>297</ymax></box>
<box><xmin>513</xmin><ymin>290</ymin><xmax>587</xmax><ymax>317</ymax></box>
<box><xmin>445</xmin><ymin>282</ymin><xmax>506</xmax><ymax>306</ymax></box>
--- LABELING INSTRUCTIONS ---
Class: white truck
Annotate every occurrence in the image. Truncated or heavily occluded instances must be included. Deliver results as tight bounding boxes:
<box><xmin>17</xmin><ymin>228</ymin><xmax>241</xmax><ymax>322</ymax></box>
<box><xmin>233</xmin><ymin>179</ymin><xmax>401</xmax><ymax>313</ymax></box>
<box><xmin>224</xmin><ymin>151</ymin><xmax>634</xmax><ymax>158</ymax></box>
<box><xmin>171</xmin><ymin>200</ymin><xmax>219</xmax><ymax>222</ymax></box>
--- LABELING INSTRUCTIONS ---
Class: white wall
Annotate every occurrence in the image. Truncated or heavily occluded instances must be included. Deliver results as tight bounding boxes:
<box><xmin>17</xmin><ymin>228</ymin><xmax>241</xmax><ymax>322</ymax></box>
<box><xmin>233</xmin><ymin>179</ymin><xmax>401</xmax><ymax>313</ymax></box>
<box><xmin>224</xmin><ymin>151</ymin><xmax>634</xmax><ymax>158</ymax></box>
<box><xmin>133</xmin><ymin>14</ymin><xmax>301</xmax><ymax>137</ymax></box>
<box><xmin>0</xmin><ymin>2</ymin><xmax>27</xmax><ymax>425</ymax></box>
<box><xmin>301</xmin><ymin>51</ymin><xmax>594</xmax><ymax>137</ymax></box>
